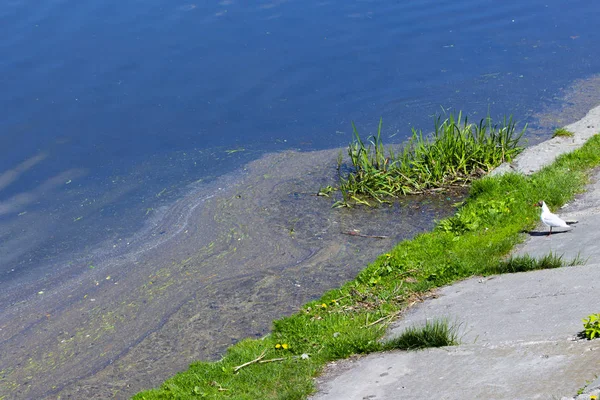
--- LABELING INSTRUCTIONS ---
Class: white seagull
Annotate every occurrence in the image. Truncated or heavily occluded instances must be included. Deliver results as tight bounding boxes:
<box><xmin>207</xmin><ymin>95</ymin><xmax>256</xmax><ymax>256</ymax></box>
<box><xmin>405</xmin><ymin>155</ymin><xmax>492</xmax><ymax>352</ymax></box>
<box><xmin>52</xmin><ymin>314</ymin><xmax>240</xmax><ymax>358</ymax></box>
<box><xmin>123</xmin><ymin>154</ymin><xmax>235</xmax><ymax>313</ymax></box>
<box><xmin>535</xmin><ymin>200</ymin><xmax>573</xmax><ymax>236</ymax></box>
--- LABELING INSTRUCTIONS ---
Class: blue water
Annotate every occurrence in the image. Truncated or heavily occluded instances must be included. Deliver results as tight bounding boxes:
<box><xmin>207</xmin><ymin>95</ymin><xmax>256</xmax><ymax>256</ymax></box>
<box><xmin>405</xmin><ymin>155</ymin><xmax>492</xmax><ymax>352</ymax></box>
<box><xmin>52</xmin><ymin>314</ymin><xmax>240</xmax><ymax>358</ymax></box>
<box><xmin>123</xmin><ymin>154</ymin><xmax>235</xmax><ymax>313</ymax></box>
<box><xmin>1</xmin><ymin>0</ymin><xmax>599</xmax><ymax>281</ymax></box>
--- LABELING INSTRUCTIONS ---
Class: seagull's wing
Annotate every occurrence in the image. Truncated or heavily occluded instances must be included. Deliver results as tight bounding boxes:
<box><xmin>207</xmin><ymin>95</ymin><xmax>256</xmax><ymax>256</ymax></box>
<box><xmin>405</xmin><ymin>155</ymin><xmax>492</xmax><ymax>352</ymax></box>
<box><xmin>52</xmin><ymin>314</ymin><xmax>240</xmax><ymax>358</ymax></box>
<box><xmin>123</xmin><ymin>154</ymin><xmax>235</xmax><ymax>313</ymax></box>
<box><xmin>543</xmin><ymin>212</ymin><xmax>570</xmax><ymax>228</ymax></box>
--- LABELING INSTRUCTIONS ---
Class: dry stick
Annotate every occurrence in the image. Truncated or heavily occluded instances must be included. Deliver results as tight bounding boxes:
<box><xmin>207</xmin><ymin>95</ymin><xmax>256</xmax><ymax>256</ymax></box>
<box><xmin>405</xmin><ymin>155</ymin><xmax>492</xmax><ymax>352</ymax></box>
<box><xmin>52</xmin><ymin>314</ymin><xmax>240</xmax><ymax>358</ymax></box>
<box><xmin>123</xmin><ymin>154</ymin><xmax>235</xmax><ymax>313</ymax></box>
<box><xmin>342</xmin><ymin>231</ymin><xmax>389</xmax><ymax>239</ymax></box>
<box><xmin>364</xmin><ymin>310</ymin><xmax>402</xmax><ymax>328</ymax></box>
<box><xmin>259</xmin><ymin>357</ymin><xmax>286</xmax><ymax>364</ymax></box>
<box><xmin>233</xmin><ymin>350</ymin><xmax>266</xmax><ymax>373</ymax></box>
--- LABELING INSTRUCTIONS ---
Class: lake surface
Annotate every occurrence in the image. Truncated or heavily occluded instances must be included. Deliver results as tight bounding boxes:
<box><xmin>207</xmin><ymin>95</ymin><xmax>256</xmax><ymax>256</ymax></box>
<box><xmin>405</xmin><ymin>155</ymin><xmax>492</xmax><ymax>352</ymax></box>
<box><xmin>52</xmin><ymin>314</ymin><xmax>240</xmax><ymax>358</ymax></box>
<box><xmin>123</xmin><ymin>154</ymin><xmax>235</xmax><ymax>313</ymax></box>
<box><xmin>1</xmin><ymin>0</ymin><xmax>599</xmax><ymax>283</ymax></box>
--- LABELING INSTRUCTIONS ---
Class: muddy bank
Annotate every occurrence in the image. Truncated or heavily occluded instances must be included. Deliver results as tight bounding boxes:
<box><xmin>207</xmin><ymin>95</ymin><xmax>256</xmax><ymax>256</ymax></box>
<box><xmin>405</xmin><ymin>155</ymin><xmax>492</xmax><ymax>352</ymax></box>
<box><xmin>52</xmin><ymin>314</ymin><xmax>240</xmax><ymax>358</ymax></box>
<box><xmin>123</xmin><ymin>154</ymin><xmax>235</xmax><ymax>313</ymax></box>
<box><xmin>0</xmin><ymin>148</ymin><xmax>462</xmax><ymax>399</ymax></box>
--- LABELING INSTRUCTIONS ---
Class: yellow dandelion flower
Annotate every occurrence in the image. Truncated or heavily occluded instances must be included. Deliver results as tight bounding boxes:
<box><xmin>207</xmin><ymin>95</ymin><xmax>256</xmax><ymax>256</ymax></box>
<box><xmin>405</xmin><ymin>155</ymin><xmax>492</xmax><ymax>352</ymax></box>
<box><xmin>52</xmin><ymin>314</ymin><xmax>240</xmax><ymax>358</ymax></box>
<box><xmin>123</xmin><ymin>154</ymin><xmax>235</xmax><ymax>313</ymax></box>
<box><xmin>321</xmin><ymin>303</ymin><xmax>327</xmax><ymax>308</ymax></box>
<box><xmin>282</xmin><ymin>343</ymin><xmax>289</xmax><ymax>349</ymax></box>
<box><xmin>275</xmin><ymin>344</ymin><xmax>281</xmax><ymax>349</ymax></box>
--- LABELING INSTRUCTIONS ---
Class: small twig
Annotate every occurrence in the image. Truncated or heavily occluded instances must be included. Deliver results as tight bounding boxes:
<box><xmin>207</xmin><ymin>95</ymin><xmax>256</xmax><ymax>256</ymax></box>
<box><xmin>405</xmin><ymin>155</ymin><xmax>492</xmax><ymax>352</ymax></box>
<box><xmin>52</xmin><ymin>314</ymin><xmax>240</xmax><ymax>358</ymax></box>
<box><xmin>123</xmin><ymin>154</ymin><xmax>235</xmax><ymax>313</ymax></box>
<box><xmin>259</xmin><ymin>357</ymin><xmax>286</xmax><ymax>364</ymax></box>
<box><xmin>364</xmin><ymin>310</ymin><xmax>402</xmax><ymax>328</ymax></box>
<box><xmin>342</xmin><ymin>231</ymin><xmax>389</xmax><ymax>239</ymax></box>
<box><xmin>233</xmin><ymin>350</ymin><xmax>266</xmax><ymax>373</ymax></box>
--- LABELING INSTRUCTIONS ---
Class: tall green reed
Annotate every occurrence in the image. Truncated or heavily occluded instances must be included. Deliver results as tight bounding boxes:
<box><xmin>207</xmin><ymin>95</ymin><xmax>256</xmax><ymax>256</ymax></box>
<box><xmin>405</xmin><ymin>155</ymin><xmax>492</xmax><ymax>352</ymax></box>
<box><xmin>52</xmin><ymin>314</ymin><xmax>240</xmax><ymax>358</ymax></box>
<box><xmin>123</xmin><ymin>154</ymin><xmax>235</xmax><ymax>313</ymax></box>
<box><xmin>335</xmin><ymin>112</ymin><xmax>524</xmax><ymax>207</ymax></box>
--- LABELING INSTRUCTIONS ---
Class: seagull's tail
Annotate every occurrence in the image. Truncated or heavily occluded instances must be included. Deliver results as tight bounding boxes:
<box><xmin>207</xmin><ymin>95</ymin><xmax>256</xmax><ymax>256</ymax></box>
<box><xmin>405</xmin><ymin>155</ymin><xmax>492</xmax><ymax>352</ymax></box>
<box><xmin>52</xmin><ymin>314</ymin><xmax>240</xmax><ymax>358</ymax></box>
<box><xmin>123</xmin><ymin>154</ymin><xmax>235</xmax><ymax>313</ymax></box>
<box><xmin>566</xmin><ymin>220</ymin><xmax>579</xmax><ymax>226</ymax></box>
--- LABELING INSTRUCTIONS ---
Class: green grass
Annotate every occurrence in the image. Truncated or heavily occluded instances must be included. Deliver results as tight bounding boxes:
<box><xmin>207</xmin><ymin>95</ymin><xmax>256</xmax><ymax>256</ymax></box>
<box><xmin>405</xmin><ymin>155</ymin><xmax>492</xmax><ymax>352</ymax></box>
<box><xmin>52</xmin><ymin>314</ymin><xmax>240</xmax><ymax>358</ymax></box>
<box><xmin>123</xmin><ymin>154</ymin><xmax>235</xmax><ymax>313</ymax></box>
<box><xmin>485</xmin><ymin>252</ymin><xmax>585</xmax><ymax>275</ymax></box>
<box><xmin>553</xmin><ymin>127</ymin><xmax>575</xmax><ymax>138</ymax></box>
<box><xmin>334</xmin><ymin>113</ymin><xmax>524</xmax><ymax>207</ymax></box>
<box><xmin>581</xmin><ymin>314</ymin><xmax>600</xmax><ymax>340</ymax></box>
<box><xmin>134</xmin><ymin>134</ymin><xmax>600</xmax><ymax>400</ymax></box>
<box><xmin>382</xmin><ymin>319</ymin><xmax>460</xmax><ymax>351</ymax></box>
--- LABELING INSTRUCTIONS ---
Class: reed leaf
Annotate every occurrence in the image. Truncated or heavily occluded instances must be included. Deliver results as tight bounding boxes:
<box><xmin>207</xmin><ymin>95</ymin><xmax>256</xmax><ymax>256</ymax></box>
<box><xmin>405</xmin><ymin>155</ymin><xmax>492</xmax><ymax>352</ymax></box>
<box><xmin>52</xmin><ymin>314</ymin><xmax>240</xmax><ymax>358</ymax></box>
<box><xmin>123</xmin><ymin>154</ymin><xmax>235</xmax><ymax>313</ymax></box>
<box><xmin>338</xmin><ymin>113</ymin><xmax>525</xmax><ymax>206</ymax></box>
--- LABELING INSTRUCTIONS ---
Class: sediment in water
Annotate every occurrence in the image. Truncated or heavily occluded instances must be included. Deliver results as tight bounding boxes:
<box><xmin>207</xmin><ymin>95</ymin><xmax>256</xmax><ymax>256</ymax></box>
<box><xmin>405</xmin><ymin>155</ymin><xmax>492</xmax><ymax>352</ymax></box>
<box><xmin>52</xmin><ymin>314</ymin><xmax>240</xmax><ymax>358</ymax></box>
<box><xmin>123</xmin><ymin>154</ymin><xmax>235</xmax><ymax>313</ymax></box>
<box><xmin>0</xmin><ymin>148</ymin><xmax>462</xmax><ymax>399</ymax></box>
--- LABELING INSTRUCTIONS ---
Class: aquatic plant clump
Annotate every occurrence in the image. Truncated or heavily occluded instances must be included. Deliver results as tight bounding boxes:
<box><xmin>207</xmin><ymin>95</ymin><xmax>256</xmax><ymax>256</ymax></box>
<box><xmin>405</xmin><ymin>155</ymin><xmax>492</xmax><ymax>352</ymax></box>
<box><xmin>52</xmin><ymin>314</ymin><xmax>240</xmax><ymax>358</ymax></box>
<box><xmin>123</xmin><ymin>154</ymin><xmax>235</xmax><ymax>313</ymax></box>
<box><xmin>336</xmin><ymin>113</ymin><xmax>525</xmax><ymax>206</ymax></box>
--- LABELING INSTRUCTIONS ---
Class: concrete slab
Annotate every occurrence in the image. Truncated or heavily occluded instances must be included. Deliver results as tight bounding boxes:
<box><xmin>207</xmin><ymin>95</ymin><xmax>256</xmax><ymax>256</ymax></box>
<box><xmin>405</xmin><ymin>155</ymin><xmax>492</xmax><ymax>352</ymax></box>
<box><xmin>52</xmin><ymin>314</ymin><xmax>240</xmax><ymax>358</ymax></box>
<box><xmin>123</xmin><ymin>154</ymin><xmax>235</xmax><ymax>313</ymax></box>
<box><xmin>311</xmin><ymin>265</ymin><xmax>600</xmax><ymax>400</ymax></box>
<box><xmin>311</xmin><ymin>341</ymin><xmax>600</xmax><ymax>400</ymax></box>
<box><xmin>387</xmin><ymin>265</ymin><xmax>600</xmax><ymax>345</ymax></box>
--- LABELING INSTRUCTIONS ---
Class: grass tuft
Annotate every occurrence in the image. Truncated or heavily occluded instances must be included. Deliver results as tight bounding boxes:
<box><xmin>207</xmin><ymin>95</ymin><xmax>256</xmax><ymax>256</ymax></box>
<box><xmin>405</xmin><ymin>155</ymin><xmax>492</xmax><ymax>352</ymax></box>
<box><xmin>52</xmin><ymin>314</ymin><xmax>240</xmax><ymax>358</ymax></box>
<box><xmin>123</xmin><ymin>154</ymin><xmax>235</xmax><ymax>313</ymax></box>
<box><xmin>485</xmin><ymin>252</ymin><xmax>585</xmax><ymax>275</ymax></box>
<box><xmin>334</xmin><ymin>113</ymin><xmax>524</xmax><ymax>207</ymax></box>
<box><xmin>383</xmin><ymin>319</ymin><xmax>460</xmax><ymax>351</ymax></box>
<box><xmin>552</xmin><ymin>127</ymin><xmax>574</xmax><ymax>138</ymax></box>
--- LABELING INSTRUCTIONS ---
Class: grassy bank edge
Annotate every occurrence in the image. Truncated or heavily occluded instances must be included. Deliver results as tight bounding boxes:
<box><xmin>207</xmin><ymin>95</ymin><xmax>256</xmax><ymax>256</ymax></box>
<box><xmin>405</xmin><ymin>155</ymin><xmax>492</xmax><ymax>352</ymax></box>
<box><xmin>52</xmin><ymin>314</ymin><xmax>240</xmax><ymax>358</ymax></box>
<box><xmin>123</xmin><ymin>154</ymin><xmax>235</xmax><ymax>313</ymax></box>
<box><xmin>134</xmin><ymin>134</ymin><xmax>600</xmax><ymax>400</ymax></box>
